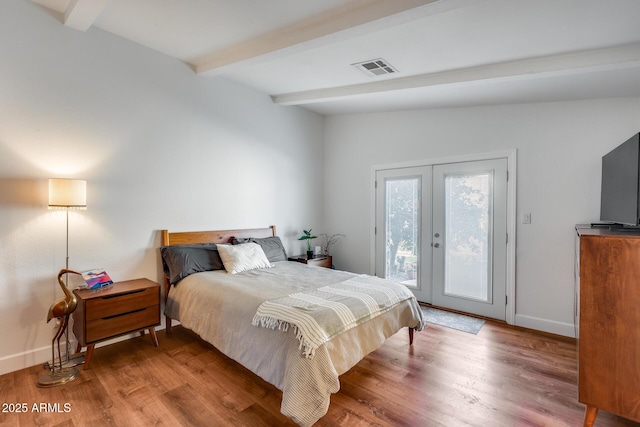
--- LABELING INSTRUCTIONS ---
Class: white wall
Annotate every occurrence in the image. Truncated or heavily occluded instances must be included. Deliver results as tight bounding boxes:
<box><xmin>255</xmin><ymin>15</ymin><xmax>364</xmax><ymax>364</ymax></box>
<box><xmin>324</xmin><ymin>98</ymin><xmax>640</xmax><ymax>336</ymax></box>
<box><xmin>0</xmin><ymin>1</ymin><xmax>324</xmax><ymax>374</ymax></box>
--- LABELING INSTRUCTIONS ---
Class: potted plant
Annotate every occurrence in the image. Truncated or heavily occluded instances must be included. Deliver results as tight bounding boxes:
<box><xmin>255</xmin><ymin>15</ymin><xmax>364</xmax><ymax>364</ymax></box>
<box><xmin>298</xmin><ymin>229</ymin><xmax>318</xmax><ymax>259</ymax></box>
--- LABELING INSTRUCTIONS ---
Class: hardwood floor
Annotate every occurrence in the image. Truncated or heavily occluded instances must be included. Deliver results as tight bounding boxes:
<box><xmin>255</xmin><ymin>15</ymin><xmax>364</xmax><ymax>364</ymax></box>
<box><xmin>1</xmin><ymin>321</ymin><xmax>638</xmax><ymax>427</ymax></box>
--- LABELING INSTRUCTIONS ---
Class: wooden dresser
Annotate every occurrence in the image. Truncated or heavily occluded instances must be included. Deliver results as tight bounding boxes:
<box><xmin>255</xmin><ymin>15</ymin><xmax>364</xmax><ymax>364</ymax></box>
<box><xmin>73</xmin><ymin>278</ymin><xmax>160</xmax><ymax>368</ymax></box>
<box><xmin>575</xmin><ymin>226</ymin><xmax>640</xmax><ymax>426</ymax></box>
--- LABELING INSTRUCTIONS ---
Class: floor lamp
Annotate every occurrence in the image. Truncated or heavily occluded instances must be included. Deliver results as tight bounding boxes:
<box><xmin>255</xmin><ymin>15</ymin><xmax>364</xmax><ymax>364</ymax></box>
<box><xmin>37</xmin><ymin>178</ymin><xmax>87</xmax><ymax>388</ymax></box>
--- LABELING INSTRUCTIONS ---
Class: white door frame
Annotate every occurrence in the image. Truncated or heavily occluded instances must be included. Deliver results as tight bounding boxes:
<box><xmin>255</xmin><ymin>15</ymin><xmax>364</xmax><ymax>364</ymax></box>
<box><xmin>370</xmin><ymin>149</ymin><xmax>517</xmax><ymax>325</ymax></box>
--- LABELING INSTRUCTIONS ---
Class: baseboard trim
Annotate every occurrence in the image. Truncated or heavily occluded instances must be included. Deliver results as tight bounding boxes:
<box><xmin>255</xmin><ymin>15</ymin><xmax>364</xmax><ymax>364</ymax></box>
<box><xmin>0</xmin><ymin>324</ymin><xmax>170</xmax><ymax>376</ymax></box>
<box><xmin>0</xmin><ymin>345</ymin><xmax>52</xmax><ymax>376</ymax></box>
<box><xmin>515</xmin><ymin>314</ymin><xmax>575</xmax><ymax>338</ymax></box>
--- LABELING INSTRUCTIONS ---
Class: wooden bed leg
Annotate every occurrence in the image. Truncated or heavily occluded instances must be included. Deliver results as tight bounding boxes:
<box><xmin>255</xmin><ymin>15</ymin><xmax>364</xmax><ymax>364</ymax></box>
<box><xmin>166</xmin><ymin>315</ymin><xmax>172</xmax><ymax>335</ymax></box>
<box><xmin>408</xmin><ymin>327</ymin><xmax>414</xmax><ymax>345</ymax></box>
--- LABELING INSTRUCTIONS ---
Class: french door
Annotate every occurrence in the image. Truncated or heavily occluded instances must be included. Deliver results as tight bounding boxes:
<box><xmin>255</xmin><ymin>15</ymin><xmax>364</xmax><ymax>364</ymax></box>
<box><xmin>374</xmin><ymin>167</ymin><xmax>432</xmax><ymax>302</ymax></box>
<box><xmin>375</xmin><ymin>158</ymin><xmax>508</xmax><ymax>320</ymax></box>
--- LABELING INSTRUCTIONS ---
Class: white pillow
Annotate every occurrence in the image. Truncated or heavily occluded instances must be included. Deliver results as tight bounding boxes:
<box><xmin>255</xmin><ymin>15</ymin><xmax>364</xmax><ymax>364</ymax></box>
<box><xmin>217</xmin><ymin>243</ymin><xmax>273</xmax><ymax>274</ymax></box>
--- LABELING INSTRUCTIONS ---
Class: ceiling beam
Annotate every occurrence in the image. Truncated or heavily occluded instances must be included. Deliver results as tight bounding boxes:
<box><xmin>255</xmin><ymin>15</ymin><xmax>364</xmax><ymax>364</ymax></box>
<box><xmin>64</xmin><ymin>0</ymin><xmax>110</xmax><ymax>32</ymax></box>
<box><xmin>194</xmin><ymin>0</ymin><xmax>481</xmax><ymax>77</ymax></box>
<box><xmin>271</xmin><ymin>43</ymin><xmax>640</xmax><ymax>106</ymax></box>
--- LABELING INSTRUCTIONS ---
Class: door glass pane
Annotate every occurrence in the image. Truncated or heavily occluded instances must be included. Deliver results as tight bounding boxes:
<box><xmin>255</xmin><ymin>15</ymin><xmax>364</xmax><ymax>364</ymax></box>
<box><xmin>444</xmin><ymin>172</ymin><xmax>492</xmax><ymax>302</ymax></box>
<box><xmin>385</xmin><ymin>178</ymin><xmax>419</xmax><ymax>287</ymax></box>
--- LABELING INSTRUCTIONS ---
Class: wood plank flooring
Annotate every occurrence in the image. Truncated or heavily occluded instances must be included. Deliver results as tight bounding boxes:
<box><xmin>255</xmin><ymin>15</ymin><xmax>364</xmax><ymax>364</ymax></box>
<box><xmin>1</xmin><ymin>320</ymin><xmax>639</xmax><ymax>427</ymax></box>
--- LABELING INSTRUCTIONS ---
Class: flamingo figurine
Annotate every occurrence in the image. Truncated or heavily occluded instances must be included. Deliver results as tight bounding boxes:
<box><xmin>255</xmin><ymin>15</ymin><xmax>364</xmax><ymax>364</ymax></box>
<box><xmin>48</xmin><ymin>269</ymin><xmax>79</xmax><ymax>319</ymax></box>
<box><xmin>37</xmin><ymin>269</ymin><xmax>82</xmax><ymax>387</ymax></box>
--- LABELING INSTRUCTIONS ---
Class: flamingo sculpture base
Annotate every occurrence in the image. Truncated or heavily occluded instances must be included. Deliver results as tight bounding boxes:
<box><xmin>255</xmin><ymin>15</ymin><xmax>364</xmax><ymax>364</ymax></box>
<box><xmin>37</xmin><ymin>269</ymin><xmax>82</xmax><ymax>388</ymax></box>
<box><xmin>37</xmin><ymin>366</ymin><xmax>79</xmax><ymax>388</ymax></box>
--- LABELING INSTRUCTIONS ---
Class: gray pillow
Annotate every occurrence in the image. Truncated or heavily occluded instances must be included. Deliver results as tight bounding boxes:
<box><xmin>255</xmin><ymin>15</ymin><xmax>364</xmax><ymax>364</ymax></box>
<box><xmin>160</xmin><ymin>244</ymin><xmax>224</xmax><ymax>284</ymax></box>
<box><xmin>232</xmin><ymin>236</ymin><xmax>287</xmax><ymax>262</ymax></box>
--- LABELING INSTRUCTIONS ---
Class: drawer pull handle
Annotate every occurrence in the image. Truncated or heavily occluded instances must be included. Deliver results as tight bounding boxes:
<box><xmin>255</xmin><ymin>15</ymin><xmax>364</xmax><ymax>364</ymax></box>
<box><xmin>101</xmin><ymin>289</ymin><xmax>146</xmax><ymax>299</ymax></box>
<box><xmin>102</xmin><ymin>308</ymin><xmax>146</xmax><ymax>320</ymax></box>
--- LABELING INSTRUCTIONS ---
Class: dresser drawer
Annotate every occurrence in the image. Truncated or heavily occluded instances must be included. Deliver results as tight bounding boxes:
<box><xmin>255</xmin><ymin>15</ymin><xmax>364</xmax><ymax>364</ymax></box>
<box><xmin>85</xmin><ymin>286</ymin><xmax>159</xmax><ymax>321</ymax></box>
<box><xmin>86</xmin><ymin>305</ymin><xmax>159</xmax><ymax>343</ymax></box>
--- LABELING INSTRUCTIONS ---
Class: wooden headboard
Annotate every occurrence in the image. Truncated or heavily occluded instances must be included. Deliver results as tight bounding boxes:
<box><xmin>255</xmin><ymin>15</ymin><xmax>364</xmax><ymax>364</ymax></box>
<box><xmin>160</xmin><ymin>225</ymin><xmax>276</xmax><ymax>333</ymax></box>
<box><xmin>161</xmin><ymin>225</ymin><xmax>276</xmax><ymax>247</ymax></box>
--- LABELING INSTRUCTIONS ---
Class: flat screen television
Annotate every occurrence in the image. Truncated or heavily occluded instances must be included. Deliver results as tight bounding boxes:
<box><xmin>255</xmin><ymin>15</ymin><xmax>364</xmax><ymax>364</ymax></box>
<box><xmin>600</xmin><ymin>133</ymin><xmax>640</xmax><ymax>226</ymax></box>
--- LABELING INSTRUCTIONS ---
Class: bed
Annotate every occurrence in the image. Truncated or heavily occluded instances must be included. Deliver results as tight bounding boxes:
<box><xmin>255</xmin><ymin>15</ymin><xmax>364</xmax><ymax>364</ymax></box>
<box><xmin>160</xmin><ymin>226</ymin><xmax>424</xmax><ymax>426</ymax></box>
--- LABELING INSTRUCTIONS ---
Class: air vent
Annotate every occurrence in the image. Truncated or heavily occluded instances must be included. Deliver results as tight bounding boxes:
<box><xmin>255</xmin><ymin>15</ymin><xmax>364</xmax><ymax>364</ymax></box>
<box><xmin>352</xmin><ymin>58</ymin><xmax>398</xmax><ymax>77</ymax></box>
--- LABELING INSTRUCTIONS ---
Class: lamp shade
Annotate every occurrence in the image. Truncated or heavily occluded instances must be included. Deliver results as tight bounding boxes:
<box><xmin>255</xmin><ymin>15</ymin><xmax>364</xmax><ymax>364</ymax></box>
<box><xmin>48</xmin><ymin>179</ymin><xmax>87</xmax><ymax>209</ymax></box>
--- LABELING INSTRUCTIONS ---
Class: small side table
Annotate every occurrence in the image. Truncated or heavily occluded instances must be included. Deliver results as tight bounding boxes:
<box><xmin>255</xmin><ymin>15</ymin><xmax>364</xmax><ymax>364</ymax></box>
<box><xmin>73</xmin><ymin>278</ymin><xmax>160</xmax><ymax>369</ymax></box>
<box><xmin>288</xmin><ymin>254</ymin><xmax>333</xmax><ymax>269</ymax></box>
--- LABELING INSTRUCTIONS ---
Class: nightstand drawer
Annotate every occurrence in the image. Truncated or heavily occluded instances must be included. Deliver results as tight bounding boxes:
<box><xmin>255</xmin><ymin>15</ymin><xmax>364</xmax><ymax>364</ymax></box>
<box><xmin>85</xmin><ymin>287</ymin><xmax>159</xmax><ymax>321</ymax></box>
<box><xmin>308</xmin><ymin>257</ymin><xmax>332</xmax><ymax>268</ymax></box>
<box><xmin>86</xmin><ymin>305</ymin><xmax>159</xmax><ymax>343</ymax></box>
<box><xmin>288</xmin><ymin>255</ymin><xmax>332</xmax><ymax>269</ymax></box>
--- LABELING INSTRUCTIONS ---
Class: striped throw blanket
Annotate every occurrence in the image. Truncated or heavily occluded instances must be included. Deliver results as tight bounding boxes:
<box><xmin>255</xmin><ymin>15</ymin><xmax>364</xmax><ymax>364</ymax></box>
<box><xmin>252</xmin><ymin>275</ymin><xmax>415</xmax><ymax>358</ymax></box>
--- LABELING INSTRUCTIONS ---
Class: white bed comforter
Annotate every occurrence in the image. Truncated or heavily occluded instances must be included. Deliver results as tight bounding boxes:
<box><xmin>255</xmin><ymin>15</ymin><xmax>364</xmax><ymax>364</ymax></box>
<box><xmin>164</xmin><ymin>261</ymin><xmax>424</xmax><ymax>426</ymax></box>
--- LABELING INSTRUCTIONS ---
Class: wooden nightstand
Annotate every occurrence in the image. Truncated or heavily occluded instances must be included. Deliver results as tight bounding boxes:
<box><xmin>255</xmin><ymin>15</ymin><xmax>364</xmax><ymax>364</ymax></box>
<box><xmin>73</xmin><ymin>278</ymin><xmax>160</xmax><ymax>369</ymax></box>
<box><xmin>288</xmin><ymin>254</ymin><xmax>333</xmax><ymax>269</ymax></box>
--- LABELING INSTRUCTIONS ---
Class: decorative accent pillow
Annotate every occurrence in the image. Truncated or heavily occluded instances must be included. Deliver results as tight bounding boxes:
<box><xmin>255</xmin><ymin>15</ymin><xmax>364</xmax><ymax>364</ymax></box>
<box><xmin>232</xmin><ymin>236</ymin><xmax>287</xmax><ymax>262</ymax></box>
<box><xmin>217</xmin><ymin>243</ymin><xmax>273</xmax><ymax>274</ymax></box>
<box><xmin>160</xmin><ymin>244</ymin><xmax>224</xmax><ymax>285</ymax></box>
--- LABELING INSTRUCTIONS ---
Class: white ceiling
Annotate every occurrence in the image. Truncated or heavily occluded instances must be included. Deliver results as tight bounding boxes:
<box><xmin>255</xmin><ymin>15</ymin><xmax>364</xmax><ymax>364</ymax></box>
<box><xmin>32</xmin><ymin>0</ymin><xmax>640</xmax><ymax>115</ymax></box>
